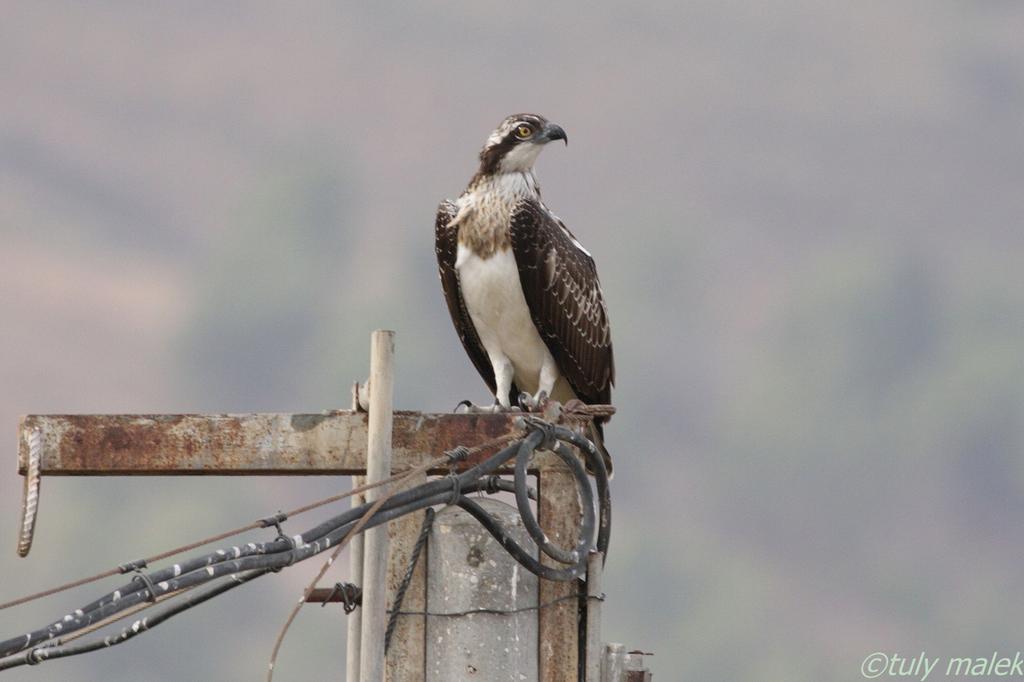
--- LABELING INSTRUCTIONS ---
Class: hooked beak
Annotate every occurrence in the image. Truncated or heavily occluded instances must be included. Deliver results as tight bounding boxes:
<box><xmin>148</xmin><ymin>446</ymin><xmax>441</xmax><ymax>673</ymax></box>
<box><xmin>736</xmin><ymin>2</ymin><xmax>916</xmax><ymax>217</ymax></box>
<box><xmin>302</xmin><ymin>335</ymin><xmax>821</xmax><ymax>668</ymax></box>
<box><xmin>541</xmin><ymin>122</ymin><xmax>568</xmax><ymax>145</ymax></box>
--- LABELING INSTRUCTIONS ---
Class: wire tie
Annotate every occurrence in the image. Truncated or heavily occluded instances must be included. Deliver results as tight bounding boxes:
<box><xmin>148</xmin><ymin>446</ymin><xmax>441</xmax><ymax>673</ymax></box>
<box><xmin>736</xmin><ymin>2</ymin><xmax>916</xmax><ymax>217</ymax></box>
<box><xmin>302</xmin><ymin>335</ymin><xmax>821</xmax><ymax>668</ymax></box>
<box><xmin>26</xmin><ymin>647</ymin><xmax>44</xmax><ymax>665</ymax></box>
<box><xmin>258</xmin><ymin>511</ymin><xmax>289</xmax><ymax>534</ymax></box>
<box><xmin>259</xmin><ymin>511</ymin><xmax>299</xmax><ymax>567</ymax></box>
<box><xmin>341</xmin><ymin>583</ymin><xmax>361</xmax><ymax>614</ymax></box>
<box><xmin>274</xmin><ymin>533</ymin><xmax>298</xmax><ymax>570</ymax></box>
<box><xmin>523</xmin><ymin>416</ymin><xmax>557</xmax><ymax>449</ymax></box>
<box><xmin>117</xmin><ymin>558</ymin><xmax>148</xmax><ymax>574</ymax></box>
<box><xmin>261</xmin><ymin>513</ymin><xmax>298</xmax><ymax>570</ymax></box>
<box><xmin>444</xmin><ymin>445</ymin><xmax>470</xmax><ymax>465</ymax></box>
<box><xmin>319</xmin><ymin>582</ymin><xmax>342</xmax><ymax>608</ymax></box>
<box><xmin>320</xmin><ymin>582</ymin><xmax>361</xmax><ymax>613</ymax></box>
<box><xmin>131</xmin><ymin>568</ymin><xmax>159</xmax><ymax>604</ymax></box>
<box><xmin>282</xmin><ymin>537</ymin><xmax>298</xmax><ymax>567</ymax></box>
<box><xmin>485</xmin><ymin>475</ymin><xmax>502</xmax><ymax>495</ymax></box>
<box><xmin>446</xmin><ymin>473</ymin><xmax>462</xmax><ymax>506</ymax></box>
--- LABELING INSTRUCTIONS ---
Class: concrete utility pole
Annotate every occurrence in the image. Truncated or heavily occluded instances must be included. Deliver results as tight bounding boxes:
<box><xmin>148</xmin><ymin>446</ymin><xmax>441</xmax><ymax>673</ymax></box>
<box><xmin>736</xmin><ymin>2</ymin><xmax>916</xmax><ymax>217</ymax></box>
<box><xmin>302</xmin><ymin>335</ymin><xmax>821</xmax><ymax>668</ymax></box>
<box><xmin>425</xmin><ymin>500</ymin><xmax>539</xmax><ymax>679</ymax></box>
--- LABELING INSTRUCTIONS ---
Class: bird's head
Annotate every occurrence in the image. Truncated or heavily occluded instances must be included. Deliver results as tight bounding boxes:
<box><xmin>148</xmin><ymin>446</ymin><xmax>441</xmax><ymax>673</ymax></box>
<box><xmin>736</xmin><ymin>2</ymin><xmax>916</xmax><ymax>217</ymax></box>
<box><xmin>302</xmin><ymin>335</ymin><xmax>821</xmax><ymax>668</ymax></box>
<box><xmin>478</xmin><ymin>113</ymin><xmax>567</xmax><ymax>176</ymax></box>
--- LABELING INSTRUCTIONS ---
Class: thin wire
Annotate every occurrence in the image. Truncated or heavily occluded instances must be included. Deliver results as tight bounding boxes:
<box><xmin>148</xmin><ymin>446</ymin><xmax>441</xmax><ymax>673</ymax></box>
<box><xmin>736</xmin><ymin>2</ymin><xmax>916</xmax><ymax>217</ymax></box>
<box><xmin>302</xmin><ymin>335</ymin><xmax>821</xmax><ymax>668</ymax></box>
<box><xmin>57</xmin><ymin>584</ymin><xmax>195</xmax><ymax>645</ymax></box>
<box><xmin>0</xmin><ymin>416</ymin><xmax>614</xmax><ymax>676</ymax></box>
<box><xmin>0</xmin><ymin>572</ymin><xmax>265</xmax><ymax>672</ymax></box>
<box><xmin>0</xmin><ymin>478</ymin><xmax>387</xmax><ymax>611</ymax></box>
<box><xmin>0</xmin><ymin>586</ymin><xmax>191</xmax><ymax>669</ymax></box>
<box><xmin>265</xmin><ymin>465</ymin><xmax>423</xmax><ymax>681</ymax></box>
<box><xmin>0</xmin><ymin>431</ymin><xmax>520</xmax><ymax>613</ymax></box>
<box><xmin>0</xmin><ymin>433</ymin><xmax>530</xmax><ymax>662</ymax></box>
<box><xmin>0</xmin><ymin>421</ymin><xmax>613</xmax><ymax>678</ymax></box>
<box><xmin>392</xmin><ymin>592</ymin><xmax>605</xmax><ymax>618</ymax></box>
<box><xmin>264</xmin><ymin>429</ymin><xmax>520</xmax><ymax>682</ymax></box>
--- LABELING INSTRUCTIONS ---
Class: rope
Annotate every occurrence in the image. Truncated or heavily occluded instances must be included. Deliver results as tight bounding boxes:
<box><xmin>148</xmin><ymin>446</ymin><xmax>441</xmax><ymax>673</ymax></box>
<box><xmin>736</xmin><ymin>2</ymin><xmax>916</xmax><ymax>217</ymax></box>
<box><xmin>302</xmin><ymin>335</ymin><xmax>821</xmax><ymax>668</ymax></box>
<box><xmin>561</xmin><ymin>399</ymin><xmax>616</xmax><ymax>423</ymax></box>
<box><xmin>384</xmin><ymin>507</ymin><xmax>435</xmax><ymax>653</ymax></box>
<box><xmin>16</xmin><ymin>428</ymin><xmax>41</xmax><ymax>557</ymax></box>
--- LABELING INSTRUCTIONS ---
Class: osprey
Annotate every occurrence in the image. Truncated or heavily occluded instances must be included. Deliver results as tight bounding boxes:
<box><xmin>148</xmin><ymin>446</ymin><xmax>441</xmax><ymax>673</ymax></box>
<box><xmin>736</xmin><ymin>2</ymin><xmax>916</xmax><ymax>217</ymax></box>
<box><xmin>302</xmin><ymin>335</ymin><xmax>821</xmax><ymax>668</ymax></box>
<box><xmin>435</xmin><ymin>113</ymin><xmax>615</xmax><ymax>474</ymax></box>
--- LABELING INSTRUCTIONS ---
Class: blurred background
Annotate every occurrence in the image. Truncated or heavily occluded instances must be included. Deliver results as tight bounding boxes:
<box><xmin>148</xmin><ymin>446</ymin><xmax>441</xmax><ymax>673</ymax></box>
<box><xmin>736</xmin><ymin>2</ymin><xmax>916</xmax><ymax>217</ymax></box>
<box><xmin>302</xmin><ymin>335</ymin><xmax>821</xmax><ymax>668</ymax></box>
<box><xmin>2</xmin><ymin>2</ymin><xmax>1024</xmax><ymax>680</ymax></box>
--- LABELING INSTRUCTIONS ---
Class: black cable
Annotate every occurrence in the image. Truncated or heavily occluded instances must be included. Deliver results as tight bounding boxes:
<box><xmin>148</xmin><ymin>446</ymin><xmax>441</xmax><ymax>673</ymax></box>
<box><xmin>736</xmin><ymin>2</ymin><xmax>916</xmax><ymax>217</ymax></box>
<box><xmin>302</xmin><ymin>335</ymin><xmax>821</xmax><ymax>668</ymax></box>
<box><xmin>0</xmin><ymin>570</ymin><xmax>268</xmax><ymax>672</ymax></box>
<box><xmin>0</xmin><ymin>429</ymin><xmax>587</xmax><ymax>660</ymax></box>
<box><xmin>457</xmin><ymin>496</ymin><xmax>581</xmax><ymax>583</ymax></box>
<box><xmin>513</xmin><ymin>438</ymin><xmax>596</xmax><ymax>567</ymax></box>
<box><xmin>3</xmin><ymin>438</ymin><xmax>532</xmax><ymax>659</ymax></box>
<box><xmin>551</xmin><ymin>425</ymin><xmax>612</xmax><ymax>563</ymax></box>
<box><xmin>0</xmin><ymin>423</ymin><xmax>610</xmax><ymax>668</ymax></box>
<box><xmin>51</xmin><ymin>437</ymin><xmax>531</xmax><ymax>640</ymax></box>
<box><xmin>0</xmin><ymin>453</ymin><xmax>526</xmax><ymax>660</ymax></box>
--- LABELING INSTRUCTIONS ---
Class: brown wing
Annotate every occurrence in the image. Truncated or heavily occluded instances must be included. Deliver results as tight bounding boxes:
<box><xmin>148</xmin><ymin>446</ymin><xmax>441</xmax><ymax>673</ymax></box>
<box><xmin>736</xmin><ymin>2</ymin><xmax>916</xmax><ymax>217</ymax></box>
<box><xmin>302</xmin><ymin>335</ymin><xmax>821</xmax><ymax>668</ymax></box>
<box><xmin>509</xmin><ymin>200</ymin><xmax>614</xmax><ymax>416</ymax></box>
<box><xmin>435</xmin><ymin>200</ymin><xmax>518</xmax><ymax>404</ymax></box>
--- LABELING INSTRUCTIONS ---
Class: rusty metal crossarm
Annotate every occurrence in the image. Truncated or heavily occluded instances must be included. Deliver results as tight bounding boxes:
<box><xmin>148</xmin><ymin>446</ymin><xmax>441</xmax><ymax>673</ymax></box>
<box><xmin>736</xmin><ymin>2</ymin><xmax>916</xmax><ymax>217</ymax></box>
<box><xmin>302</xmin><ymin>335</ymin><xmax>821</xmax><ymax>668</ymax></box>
<box><xmin>16</xmin><ymin>411</ymin><xmax>525</xmax><ymax>476</ymax></box>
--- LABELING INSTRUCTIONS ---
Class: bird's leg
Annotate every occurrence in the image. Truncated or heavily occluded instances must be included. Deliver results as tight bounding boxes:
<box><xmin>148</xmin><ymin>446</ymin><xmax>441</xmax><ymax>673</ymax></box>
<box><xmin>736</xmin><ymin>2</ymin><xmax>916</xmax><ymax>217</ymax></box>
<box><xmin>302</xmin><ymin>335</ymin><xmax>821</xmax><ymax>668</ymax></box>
<box><xmin>493</xmin><ymin>355</ymin><xmax>515</xmax><ymax>409</ymax></box>
<box><xmin>519</xmin><ymin>357</ymin><xmax>558</xmax><ymax>412</ymax></box>
<box><xmin>454</xmin><ymin>354</ymin><xmax>521</xmax><ymax>413</ymax></box>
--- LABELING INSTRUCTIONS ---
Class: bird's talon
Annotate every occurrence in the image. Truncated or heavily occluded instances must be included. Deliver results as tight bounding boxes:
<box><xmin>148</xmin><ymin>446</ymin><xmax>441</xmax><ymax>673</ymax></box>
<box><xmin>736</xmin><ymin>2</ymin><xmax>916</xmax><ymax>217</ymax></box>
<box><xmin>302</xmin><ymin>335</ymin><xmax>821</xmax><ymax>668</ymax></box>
<box><xmin>517</xmin><ymin>391</ymin><xmax>550</xmax><ymax>413</ymax></box>
<box><xmin>535</xmin><ymin>390</ymin><xmax>550</xmax><ymax>410</ymax></box>
<box><xmin>454</xmin><ymin>400</ymin><xmax>503</xmax><ymax>414</ymax></box>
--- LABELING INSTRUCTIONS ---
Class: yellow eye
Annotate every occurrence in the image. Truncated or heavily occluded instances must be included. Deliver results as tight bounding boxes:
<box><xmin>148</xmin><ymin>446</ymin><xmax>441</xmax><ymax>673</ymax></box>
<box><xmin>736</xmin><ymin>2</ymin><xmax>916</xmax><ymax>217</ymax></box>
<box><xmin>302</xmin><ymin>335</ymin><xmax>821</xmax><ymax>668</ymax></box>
<box><xmin>515</xmin><ymin>125</ymin><xmax>533</xmax><ymax>139</ymax></box>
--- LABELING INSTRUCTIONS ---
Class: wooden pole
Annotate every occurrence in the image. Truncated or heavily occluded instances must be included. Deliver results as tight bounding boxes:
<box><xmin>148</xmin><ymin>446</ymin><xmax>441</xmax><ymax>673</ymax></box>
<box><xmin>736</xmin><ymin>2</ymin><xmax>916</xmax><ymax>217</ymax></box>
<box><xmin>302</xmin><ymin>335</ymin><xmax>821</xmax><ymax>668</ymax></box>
<box><xmin>359</xmin><ymin>330</ymin><xmax>395</xmax><ymax>682</ymax></box>
<box><xmin>346</xmin><ymin>476</ymin><xmax>365</xmax><ymax>682</ymax></box>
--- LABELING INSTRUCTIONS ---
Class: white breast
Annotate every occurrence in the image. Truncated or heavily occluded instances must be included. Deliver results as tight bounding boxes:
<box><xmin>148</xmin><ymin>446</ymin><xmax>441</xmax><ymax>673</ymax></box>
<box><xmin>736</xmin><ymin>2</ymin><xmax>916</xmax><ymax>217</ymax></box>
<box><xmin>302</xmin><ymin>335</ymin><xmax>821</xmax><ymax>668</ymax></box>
<box><xmin>456</xmin><ymin>244</ymin><xmax>556</xmax><ymax>396</ymax></box>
